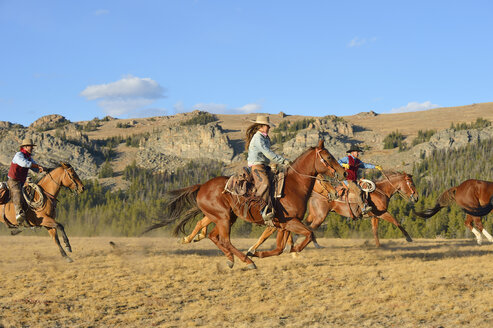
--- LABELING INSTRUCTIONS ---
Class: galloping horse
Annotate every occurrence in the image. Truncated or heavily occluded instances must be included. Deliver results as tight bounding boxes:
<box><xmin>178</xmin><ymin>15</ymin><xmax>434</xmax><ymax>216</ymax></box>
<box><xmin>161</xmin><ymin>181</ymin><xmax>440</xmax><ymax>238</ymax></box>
<box><xmin>247</xmin><ymin>171</ymin><xmax>418</xmax><ymax>253</ymax></box>
<box><xmin>0</xmin><ymin>162</ymin><xmax>85</xmax><ymax>262</ymax></box>
<box><xmin>414</xmin><ymin>179</ymin><xmax>493</xmax><ymax>245</ymax></box>
<box><xmin>145</xmin><ymin>140</ymin><xmax>346</xmax><ymax>269</ymax></box>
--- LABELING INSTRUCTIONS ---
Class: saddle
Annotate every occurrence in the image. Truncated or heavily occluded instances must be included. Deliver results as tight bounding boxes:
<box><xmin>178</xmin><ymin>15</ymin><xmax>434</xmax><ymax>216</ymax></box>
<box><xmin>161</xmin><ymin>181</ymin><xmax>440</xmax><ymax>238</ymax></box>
<box><xmin>224</xmin><ymin>166</ymin><xmax>286</xmax><ymax>199</ymax></box>
<box><xmin>0</xmin><ymin>182</ymin><xmax>9</xmax><ymax>205</ymax></box>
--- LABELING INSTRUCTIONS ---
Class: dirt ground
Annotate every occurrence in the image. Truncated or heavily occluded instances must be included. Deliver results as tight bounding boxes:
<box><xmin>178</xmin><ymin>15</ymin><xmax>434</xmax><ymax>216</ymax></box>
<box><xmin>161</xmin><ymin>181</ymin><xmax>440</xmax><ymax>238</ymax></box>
<box><xmin>1</xmin><ymin>236</ymin><xmax>493</xmax><ymax>328</ymax></box>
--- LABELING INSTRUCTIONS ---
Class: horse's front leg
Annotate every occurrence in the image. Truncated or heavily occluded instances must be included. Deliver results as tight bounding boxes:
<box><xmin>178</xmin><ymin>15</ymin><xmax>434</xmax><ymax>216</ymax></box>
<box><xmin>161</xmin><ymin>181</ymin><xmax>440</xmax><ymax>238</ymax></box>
<box><xmin>252</xmin><ymin>228</ymin><xmax>290</xmax><ymax>258</ymax></box>
<box><xmin>371</xmin><ymin>217</ymin><xmax>381</xmax><ymax>247</ymax></box>
<box><xmin>284</xmin><ymin>219</ymin><xmax>313</xmax><ymax>253</ymax></box>
<box><xmin>247</xmin><ymin>226</ymin><xmax>277</xmax><ymax>256</ymax></box>
<box><xmin>379</xmin><ymin>212</ymin><xmax>413</xmax><ymax>243</ymax></box>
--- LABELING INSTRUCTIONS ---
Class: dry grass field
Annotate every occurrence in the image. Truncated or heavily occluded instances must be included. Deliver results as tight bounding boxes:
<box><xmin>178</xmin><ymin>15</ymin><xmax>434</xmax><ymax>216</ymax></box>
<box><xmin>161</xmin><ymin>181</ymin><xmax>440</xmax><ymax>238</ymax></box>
<box><xmin>1</xmin><ymin>235</ymin><xmax>493</xmax><ymax>328</ymax></box>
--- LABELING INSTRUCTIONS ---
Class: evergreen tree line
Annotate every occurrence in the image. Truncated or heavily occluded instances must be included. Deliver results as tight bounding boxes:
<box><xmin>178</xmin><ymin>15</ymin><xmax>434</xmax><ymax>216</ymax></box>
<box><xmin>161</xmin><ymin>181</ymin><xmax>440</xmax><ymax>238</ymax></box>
<box><xmin>2</xmin><ymin>137</ymin><xmax>493</xmax><ymax>239</ymax></box>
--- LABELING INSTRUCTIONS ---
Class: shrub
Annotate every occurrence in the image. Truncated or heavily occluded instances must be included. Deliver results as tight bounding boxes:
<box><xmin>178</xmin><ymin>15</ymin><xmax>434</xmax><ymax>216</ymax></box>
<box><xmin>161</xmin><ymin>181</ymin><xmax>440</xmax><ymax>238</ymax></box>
<box><xmin>383</xmin><ymin>130</ymin><xmax>406</xmax><ymax>149</ymax></box>
<box><xmin>412</xmin><ymin>129</ymin><xmax>437</xmax><ymax>146</ymax></box>
<box><xmin>180</xmin><ymin>112</ymin><xmax>218</xmax><ymax>126</ymax></box>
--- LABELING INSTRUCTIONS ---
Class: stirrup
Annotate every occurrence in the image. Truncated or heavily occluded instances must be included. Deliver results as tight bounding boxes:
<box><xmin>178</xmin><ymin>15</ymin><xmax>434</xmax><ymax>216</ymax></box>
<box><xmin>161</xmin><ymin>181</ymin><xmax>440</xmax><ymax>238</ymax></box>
<box><xmin>261</xmin><ymin>206</ymin><xmax>275</xmax><ymax>226</ymax></box>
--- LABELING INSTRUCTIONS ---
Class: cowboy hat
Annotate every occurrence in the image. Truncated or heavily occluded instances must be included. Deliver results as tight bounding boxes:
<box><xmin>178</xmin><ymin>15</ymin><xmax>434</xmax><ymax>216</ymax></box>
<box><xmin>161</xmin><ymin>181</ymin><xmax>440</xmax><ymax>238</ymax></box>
<box><xmin>20</xmin><ymin>138</ymin><xmax>36</xmax><ymax>147</ymax></box>
<box><xmin>250</xmin><ymin>115</ymin><xmax>275</xmax><ymax>127</ymax></box>
<box><xmin>346</xmin><ymin>145</ymin><xmax>363</xmax><ymax>153</ymax></box>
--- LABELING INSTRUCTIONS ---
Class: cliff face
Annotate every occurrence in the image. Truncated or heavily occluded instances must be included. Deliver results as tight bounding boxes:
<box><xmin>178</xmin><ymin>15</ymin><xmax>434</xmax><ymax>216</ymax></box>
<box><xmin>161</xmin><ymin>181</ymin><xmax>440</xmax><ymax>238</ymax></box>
<box><xmin>136</xmin><ymin>122</ymin><xmax>235</xmax><ymax>172</ymax></box>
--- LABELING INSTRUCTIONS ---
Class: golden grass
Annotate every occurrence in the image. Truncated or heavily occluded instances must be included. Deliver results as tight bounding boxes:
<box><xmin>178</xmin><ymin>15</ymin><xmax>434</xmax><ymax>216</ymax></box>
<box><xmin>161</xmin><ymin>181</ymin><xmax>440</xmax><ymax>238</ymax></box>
<box><xmin>1</xmin><ymin>236</ymin><xmax>493</xmax><ymax>327</ymax></box>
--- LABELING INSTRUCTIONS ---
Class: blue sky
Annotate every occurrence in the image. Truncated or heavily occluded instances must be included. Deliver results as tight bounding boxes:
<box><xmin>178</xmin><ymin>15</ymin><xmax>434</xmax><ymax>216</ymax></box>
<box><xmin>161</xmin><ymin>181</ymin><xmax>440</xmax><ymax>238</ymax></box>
<box><xmin>1</xmin><ymin>0</ymin><xmax>492</xmax><ymax>126</ymax></box>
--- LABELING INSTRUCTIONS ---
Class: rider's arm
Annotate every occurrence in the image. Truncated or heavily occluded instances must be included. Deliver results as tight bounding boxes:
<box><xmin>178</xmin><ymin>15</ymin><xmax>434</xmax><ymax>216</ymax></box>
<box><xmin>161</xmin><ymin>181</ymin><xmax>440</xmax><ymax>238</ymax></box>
<box><xmin>338</xmin><ymin>157</ymin><xmax>349</xmax><ymax>165</ymax></box>
<box><xmin>12</xmin><ymin>152</ymin><xmax>33</xmax><ymax>168</ymax></box>
<box><xmin>359</xmin><ymin>162</ymin><xmax>376</xmax><ymax>169</ymax></box>
<box><xmin>258</xmin><ymin>134</ymin><xmax>289</xmax><ymax>165</ymax></box>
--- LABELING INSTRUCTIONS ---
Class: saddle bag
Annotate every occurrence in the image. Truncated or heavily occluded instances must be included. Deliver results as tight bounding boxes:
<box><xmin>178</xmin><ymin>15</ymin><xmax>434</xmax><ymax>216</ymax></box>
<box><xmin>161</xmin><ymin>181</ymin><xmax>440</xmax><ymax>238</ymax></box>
<box><xmin>0</xmin><ymin>182</ymin><xmax>9</xmax><ymax>205</ymax></box>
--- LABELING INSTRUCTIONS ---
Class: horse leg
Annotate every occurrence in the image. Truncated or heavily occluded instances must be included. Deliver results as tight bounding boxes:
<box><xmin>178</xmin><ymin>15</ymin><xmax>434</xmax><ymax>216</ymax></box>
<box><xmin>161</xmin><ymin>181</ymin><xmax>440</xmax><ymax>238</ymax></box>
<box><xmin>252</xmin><ymin>229</ymin><xmax>290</xmax><ymax>258</ymax></box>
<box><xmin>466</xmin><ymin>214</ymin><xmax>483</xmax><ymax>245</ymax></box>
<box><xmin>371</xmin><ymin>217</ymin><xmax>381</xmax><ymax>247</ymax></box>
<box><xmin>46</xmin><ymin>227</ymin><xmax>73</xmax><ymax>263</ymax></box>
<box><xmin>246</xmin><ymin>226</ymin><xmax>276</xmax><ymax>256</ymax></box>
<box><xmin>196</xmin><ymin>226</ymin><xmax>208</xmax><ymax>242</ymax></box>
<box><xmin>475</xmin><ymin>217</ymin><xmax>493</xmax><ymax>243</ymax></box>
<box><xmin>209</xmin><ymin>220</ymin><xmax>256</xmax><ymax>269</ymax></box>
<box><xmin>306</xmin><ymin>196</ymin><xmax>331</xmax><ymax>249</ymax></box>
<box><xmin>57</xmin><ymin>222</ymin><xmax>72</xmax><ymax>253</ymax></box>
<box><xmin>42</xmin><ymin>217</ymin><xmax>73</xmax><ymax>262</ymax></box>
<box><xmin>379</xmin><ymin>212</ymin><xmax>413</xmax><ymax>243</ymax></box>
<box><xmin>181</xmin><ymin>216</ymin><xmax>211</xmax><ymax>244</ymax></box>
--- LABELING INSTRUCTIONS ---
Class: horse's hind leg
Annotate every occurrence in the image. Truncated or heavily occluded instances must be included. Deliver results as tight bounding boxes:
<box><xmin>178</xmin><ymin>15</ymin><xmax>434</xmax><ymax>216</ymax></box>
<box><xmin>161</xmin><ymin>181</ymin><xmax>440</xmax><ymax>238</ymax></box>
<box><xmin>181</xmin><ymin>216</ymin><xmax>211</xmax><ymax>244</ymax></box>
<box><xmin>371</xmin><ymin>217</ymin><xmax>381</xmax><ymax>247</ymax></box>
<box><xmin>475</xmin><ymin>216</ymin><xmax>493</xmax><ymax>243</ymax></box>
<box><xmin>57</xmin><ymin>223</ymin><xmax>72</xmax><ymax>253</ymax></box>
<box><xmin>253</xmin><ymin>229</ymin><xmax>290</xmax><ymax>258</ymax></box>
<box><xmin>466</xmin><ymin>214</ymin><xmax>483</xmax><ymax>245</ymax></box>
<box><xmin>47</xmin><ymin>227</ymin><xmax>73</xmax><ymax>263</ymax></box>
<box><xmin>379</xmin><ymin>212</ymin><xmax>413</xmax><ymax>243</ymax></box>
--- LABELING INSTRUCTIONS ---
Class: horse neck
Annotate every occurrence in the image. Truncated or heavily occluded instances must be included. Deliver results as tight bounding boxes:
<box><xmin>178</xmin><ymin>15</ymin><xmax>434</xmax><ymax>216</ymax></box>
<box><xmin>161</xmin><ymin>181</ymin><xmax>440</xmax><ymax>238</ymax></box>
<box><xmin>286</xmin><ymin>150</ymin><xmax>317</xmax><ymax>195</ymax></box>
<box><xmin>37</xmin><ymin>169</ymin><xmax>63</xmax><ymax>197</ymax></box>
<box><xmin>375</xmin><ymin>174</ymin><xmax>401</xmax><ymax>197</ymax></box>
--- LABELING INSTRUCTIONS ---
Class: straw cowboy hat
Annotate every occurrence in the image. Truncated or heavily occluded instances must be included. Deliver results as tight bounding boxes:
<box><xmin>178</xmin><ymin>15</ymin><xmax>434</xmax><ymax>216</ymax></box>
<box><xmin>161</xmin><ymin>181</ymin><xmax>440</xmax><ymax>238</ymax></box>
<box><xmin>346</xmin><ymin>145</ymin><xmax>363</xmax><ymax>153</ymax></box>
<box><xmin>20</xmin><ymin>138</ymin><xmax>36</xmax><ymax>147</ymax></box>
<box><xmin>250</xmin><ymin>115</ymin><xmax>275</xmax><ymax>127</ymax></box>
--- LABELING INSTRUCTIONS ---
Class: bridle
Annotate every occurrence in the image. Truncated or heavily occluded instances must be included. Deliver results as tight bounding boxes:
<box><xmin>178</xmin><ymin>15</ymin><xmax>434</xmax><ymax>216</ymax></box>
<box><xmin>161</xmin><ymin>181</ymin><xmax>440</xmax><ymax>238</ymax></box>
<box><xmin>381</xmin><ymin>171</ymin><xmax>416</xmax><ymax>201</ymax></box>
<box><xmin>288</xmin><ymin>148</ymin><xmax>339</xmax><ymax>182</ymax></box>
<box><xmin>47</xmin><ymin>166</ymin><xmax>80</xmax><ymax>193</ymax></box>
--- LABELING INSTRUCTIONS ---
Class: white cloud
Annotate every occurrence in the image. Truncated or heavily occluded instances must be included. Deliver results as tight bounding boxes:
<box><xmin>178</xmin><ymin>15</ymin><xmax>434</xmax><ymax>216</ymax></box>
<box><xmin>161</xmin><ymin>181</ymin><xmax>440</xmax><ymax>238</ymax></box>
<box><xmin>93</xmin><ymin>9</ymin><xmax>109</xmax><ymax>16</ymax></box>
<box><xmin>80</xmin><ymin>75</ymin><xmax>165</xmax><ymax>116</ymax></box>
<box><xmin>348</xmin><ymin>36</ymin><xmax>377</xmax><ymax>48</ymax></box>
<box><xmin>389</xmin><ymin>101</ymin><xmax>440</xmax><ymax>113</ymax></box>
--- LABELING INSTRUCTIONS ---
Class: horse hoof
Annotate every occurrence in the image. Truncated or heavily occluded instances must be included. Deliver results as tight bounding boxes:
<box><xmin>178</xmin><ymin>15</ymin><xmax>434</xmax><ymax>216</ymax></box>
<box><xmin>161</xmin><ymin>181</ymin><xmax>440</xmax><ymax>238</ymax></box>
<box><xmin>226</xmin><ymin>260</ymin><xmax>234</xmax><ymax>269</ymax></box>
<box><xmin>67</xmin><ymin>247</ymin><xmax>72</xmax><ymax>253</ymax></box>
<box><xmin>246</xmin><ymin>263</ymin><xmax>257</xmax><ymax>270</ymax></box>
<box><xmin>65</xmin><ymin>257</ymin><xmax>74</xmax><ymax>263</ymax></box>
<box><xmin>313</xmin><ymin>243</ymin><xmax>324</xmax><ymax>249</ymax></box>
<box><xmin>406</xmin><ymin>237</ymin><xmax>413</xmax><ymax>242</ymax></box>
<box><xmin>179</xmin><ymin>237</ymin><xmax>189</xmax><ymax>244</ymax></box>
<box><xmin>10</xmin><ymin>229</ymin><xmax>22</xmax><ymax>236</ymax></box>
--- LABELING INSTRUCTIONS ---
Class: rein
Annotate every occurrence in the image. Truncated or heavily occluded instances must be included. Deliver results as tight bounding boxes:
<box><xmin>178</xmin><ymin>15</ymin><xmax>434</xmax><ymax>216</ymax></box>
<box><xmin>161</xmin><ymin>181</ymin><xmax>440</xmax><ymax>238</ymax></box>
<box><xmin>288</xmin><ymin>149</ymin><xmax>339</xmax><ymax>183</ymax></box>
<box><xmin>380</xmin><ymin>171</ymin><xmax>413</xmax><ymax>201</ymax></box>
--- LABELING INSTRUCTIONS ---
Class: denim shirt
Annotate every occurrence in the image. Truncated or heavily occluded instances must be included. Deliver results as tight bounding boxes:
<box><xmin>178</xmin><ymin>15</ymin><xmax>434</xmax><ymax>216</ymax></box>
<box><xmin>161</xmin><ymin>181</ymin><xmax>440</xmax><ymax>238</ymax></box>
<box><xmin>247</xmin><ymin>131</ymin><xmax>287</xmax><ymax>166</ymax></box>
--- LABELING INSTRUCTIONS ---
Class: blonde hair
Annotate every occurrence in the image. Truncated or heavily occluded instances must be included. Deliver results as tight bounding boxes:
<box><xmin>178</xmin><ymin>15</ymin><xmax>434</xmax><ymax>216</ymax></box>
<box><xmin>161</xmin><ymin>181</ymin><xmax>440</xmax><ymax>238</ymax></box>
<box><xmin>245</xmin><ymin>123</ymin><xmax>265</xmax><ymax>150</ymax></box>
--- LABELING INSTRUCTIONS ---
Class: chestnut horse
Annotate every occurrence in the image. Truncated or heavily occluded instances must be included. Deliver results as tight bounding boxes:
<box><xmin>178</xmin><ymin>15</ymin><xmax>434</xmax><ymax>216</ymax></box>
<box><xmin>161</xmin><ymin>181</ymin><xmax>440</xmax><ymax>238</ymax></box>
<box><xmin>0</xmin><ymin>162</ymin><xmax>85</xmax><ymax>262</ymax></box>
<box><xmin>414</xmin><ymin>179</ymin><xmax>493</xmax><ymax>245</ymax></box>
<box><xmin>145</xmin><ymin>140</ymin><xmax>346</xmax><ymax>269</ymax></box>
<box><xmin>247</xmin><ymin>171</ymin><xmax>418</xmax><ymax>253</ymax></box>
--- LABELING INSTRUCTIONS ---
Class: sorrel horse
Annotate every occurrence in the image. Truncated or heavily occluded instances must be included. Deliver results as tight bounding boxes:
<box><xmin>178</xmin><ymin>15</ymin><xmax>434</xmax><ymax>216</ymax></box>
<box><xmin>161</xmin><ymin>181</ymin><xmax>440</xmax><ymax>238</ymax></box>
<box><xmin>145</xmin><ymin>140</ymin><xmax>346</xmax><ymax>269</ymax></box>
<box><xmin>246</xmin><ymin>171</ymin><xmax>418</xmax><ymax>253</ymax></box>
<box><xmin>0</xmin><ymin>162</ymin><xmax>85</xmax><ymax>262</ymax></box>
<box><xmin>414</xmin><ymin>179</ymin><xmax>493</xmax><ymax>245</ymax></box>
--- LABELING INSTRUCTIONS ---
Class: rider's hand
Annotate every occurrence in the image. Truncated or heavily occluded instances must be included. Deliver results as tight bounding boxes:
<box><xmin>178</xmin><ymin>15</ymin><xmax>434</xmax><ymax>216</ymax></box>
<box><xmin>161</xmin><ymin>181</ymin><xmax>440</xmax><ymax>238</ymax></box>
<box><xmin>341</xmin><ymin>163</ymin><xmax>350</xmax><ymax>169</ymax></box>
<box><xmin>38</xmin><ymin>166</ymin><xmax>44</xmax><ymax>173</ymax></box>
<box><xmin>283</xmin><ymin>159</ymin><xmax>291</xmax><ymax>166</ymax></box>
<box><xmin>375</xmin><ymin>165</ymin><xmax>383</xmax><ymax>171</ymax></box>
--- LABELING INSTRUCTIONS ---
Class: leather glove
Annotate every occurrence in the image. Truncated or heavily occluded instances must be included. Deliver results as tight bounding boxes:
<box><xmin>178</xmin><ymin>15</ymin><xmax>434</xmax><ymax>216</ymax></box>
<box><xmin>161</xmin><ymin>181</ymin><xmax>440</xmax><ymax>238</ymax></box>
<box><xmin>341</xmin><ymin>163</ymin><xmax>350</xmax><ymax>169</ymax></box>
<box><xmin>375</xmin><ymin>165</ymin><xmax>383</xmax><ymax>171</ymax></box>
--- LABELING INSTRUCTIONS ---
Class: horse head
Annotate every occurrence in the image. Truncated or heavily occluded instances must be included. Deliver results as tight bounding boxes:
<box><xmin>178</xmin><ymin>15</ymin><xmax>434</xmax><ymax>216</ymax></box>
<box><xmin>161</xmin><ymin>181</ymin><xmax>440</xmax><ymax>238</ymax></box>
<box><xmin>387</xmin><ymin>171</ymin><xmax>418</xmax><ymax>202</ymax></box>
<box><xmin>59</xmin><ymin>162</ymin><xmax>85</xmax><ymax>194</ymax></box>
<box><xmin>314</xmin><ymin>139</ymin><xmax>346</xmax><ymax>181</ymax></box>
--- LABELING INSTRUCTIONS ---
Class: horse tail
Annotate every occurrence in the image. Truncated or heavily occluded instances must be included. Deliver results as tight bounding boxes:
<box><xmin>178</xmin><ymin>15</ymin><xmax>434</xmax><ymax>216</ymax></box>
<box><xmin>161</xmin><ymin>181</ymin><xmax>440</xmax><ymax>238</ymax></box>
<box><xmin>414</xmin><ymin>187</ymin><xmax>457</xmax><ymax>218</ymax></box>
<box><xmin>142</xmin><ymin>184</ymin><xmax>202</xmax><ymax>235</ymax></box>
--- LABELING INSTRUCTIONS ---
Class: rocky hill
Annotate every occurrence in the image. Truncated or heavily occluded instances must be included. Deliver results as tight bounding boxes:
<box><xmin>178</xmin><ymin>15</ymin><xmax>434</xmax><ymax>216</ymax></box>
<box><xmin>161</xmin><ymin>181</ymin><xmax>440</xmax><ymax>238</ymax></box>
<box><xmin>0</xmin><ymin>102</ymin><xmax>492</xmax><ymax>189</ymax></box>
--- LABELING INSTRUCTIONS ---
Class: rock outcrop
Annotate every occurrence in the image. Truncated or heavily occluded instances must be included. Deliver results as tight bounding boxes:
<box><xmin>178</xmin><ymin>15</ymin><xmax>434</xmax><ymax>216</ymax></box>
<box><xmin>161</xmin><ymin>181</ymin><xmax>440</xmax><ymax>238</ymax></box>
<box><xmin>29</xmin><ymin>114</ymin><xmax>70</xmax><ymax>131</ymax></box>
<box><xmin>136</xmin><ymin>122</ymin><xmax>235</xmax><ymax>171</ymax></box>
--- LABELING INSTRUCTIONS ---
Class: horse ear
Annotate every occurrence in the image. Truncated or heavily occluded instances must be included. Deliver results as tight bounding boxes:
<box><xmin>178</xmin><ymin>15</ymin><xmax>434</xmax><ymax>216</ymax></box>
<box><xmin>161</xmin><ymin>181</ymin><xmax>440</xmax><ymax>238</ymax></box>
<box><xmin>317</xmin><ymin>139</ymin><xmax>324</xmax><ymax>149</ymax></box>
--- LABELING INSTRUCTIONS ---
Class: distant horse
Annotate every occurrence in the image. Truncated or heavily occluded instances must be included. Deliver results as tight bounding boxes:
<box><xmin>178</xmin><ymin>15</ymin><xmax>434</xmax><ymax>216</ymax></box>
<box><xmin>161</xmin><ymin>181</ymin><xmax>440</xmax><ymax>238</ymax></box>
<box><xmin>144</xmin><ymin>140</ymin><xmax>346</xmax><ymax>269</ymax></box>
<box><xmin>246</xmin><ymin>171</ymin><xmax>418</xmax><ymax>253</ymax></box>
<box><xmin>414</xmin><ymin>179</ymin><xmax>493</xmax><ymax>245</ymax></box>
<box><xmin>0</xmin><ymin>162</ymin><xmax>85</xmax><ymax>262</ymax></box>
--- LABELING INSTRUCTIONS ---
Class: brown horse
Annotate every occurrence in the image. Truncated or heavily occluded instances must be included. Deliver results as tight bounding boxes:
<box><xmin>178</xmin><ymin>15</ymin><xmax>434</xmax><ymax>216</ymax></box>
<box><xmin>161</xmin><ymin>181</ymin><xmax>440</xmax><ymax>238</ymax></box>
<box><xmin>247</xmin><ymin>171</ymin><xmax>418</xmax><ymax>253</ymax></box>
<box><xmin>145</xmin><ymin>140</ymin><xmax>346</xmax><ymax>269</ymax></box>
<box><xmin>0</xmin><ymin>162</ymin><xmax>85</xmax><ymax>262</ymax></box>
<box><xmin>414</xmin><ymin>179</ymin><xmax>493</xmax><ymax>245</ymax></box>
